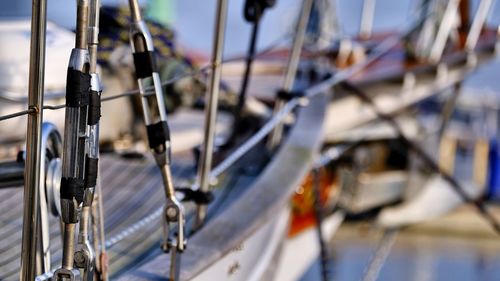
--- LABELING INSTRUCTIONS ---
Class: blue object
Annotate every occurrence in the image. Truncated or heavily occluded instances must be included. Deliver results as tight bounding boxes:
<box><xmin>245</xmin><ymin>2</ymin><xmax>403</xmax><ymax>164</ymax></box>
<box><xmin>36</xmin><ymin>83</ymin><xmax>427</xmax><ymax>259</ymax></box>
<box><xmin>487</xmin><ymin>139</ymin><xmax>500</xmax><ymax>200</ymax></box>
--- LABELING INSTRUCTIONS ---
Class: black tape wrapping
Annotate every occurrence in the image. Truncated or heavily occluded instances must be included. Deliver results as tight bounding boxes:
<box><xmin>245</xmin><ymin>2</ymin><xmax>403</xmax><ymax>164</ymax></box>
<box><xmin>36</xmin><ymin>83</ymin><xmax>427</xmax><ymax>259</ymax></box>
<box><xmin>133</xmin><ymin>51</ymin><xmax>157</xmax><ymax>79</ymax></box>
<box><xmin>175</xmin><ymin>187</ymin><xmax>214</xmax><ymax>205</ymax></box>
<box><xmin>277</xmin><ymin>89</ymin><xmax>304</xmax><ymax>101</ymax></box>
<box><xmin>66</xmin><ymin>68</ymin><xmax>91</xmax><ymax>107</ymax></box>
<box><xmin>88</xmin><ymin>90</ymin><xmax>101</xmax><ymax>125</ymax></box>
<box><xmin>146</xmin><ymin>121</ymin><xmax>170</xmax><ymax>150</ymax></box>
<box><xmin>85</xmin><ymin>156</ymin><xmax>98</xmax><ymax>188</ymax></box>
<box><xmin>60</xmin><ymin>177</ymin><xmax>85</xmax><ymax>204</ymax></box>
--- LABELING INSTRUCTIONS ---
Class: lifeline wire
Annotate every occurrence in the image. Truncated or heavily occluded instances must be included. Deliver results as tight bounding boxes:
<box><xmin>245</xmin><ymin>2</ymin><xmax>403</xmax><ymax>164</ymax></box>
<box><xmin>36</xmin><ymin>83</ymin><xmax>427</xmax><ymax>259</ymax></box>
<box><xmin>0</xmin><ymin>109</ymin><xmax>35</xmax><ymax>122</ymax></box>
<box><xmin>0</xmin><ymin>35</ymin><xmax>289</xmax><ymax>123</ymax></box>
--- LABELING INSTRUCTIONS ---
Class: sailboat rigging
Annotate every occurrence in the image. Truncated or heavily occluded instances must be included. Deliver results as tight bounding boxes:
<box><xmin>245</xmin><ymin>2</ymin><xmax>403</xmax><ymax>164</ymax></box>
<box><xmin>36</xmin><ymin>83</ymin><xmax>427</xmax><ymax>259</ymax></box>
<box><xmin>0</xmin><ymin>0</ymin><xmax>498</xmax><ymax>280</ymax></box>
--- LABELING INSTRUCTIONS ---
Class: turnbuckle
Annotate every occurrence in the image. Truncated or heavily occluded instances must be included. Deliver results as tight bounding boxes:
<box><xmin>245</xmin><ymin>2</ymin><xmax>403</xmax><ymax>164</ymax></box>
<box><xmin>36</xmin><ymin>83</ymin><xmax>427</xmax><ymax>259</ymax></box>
<box><xmin>82</xmin><ymin>0</ymin><xmax>108</xmax><ymax>279</ymax></box>
<box><xmin>74</xmin><ymin>68</ymin><xmax>101</xmax><ymax>280</ymax></box>
<box><xmin>55</xmin><ymin>0</ymin><xmax>91</xmax><ymax>280</ymax></box>
<box><xmin>55</xmin><ymin>47</ymin><xmax>90</xmax><ymax>281</ymax></box>
<box><xmin>127</xmin><ymin>0</ymin><xmax>186</xmax><ymax>279</ymax></box>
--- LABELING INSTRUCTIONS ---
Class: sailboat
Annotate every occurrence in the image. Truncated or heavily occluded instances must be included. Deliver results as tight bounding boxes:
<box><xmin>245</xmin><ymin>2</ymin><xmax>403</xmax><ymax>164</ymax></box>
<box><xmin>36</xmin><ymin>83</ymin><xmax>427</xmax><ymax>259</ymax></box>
<box><xmin>0</xmin><ymin>0</ymin><xmax>499</xmax><ymax>280</ymax></box>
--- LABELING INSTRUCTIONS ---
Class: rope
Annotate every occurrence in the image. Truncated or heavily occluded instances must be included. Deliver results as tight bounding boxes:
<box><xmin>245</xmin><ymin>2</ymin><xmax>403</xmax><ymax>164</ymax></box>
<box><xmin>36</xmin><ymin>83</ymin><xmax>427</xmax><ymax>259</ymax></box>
<box><xmin>104</xmin><ymin>207</ymin><xmax>163</xmax><ymax>248</ymax></box>
<box><xmin>4</xmin><ymin>26</ymin><xmax>395</xmax><ymax>123</ymax></box>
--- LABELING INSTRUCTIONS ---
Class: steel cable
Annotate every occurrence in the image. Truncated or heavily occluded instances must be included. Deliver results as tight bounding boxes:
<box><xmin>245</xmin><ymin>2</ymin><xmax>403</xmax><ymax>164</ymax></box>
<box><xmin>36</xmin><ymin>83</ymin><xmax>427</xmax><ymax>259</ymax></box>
<box><xmin>0</xmin><ymin>109</ymin><xmax>35</xmax><ymax>122</ymax></box>
<box><xmin>0</xmin><ymin>35</ymin><xmax>289</xmax><ymax>123</ymax></box>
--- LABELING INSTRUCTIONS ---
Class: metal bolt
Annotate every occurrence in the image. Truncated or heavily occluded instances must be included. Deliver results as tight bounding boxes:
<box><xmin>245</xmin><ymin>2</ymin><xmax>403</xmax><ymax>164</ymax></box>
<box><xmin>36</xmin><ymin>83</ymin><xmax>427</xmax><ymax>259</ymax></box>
<box><xmin>74</xmin><ymin>250</ymin><xmax>86</xmax><ymax>267</ymax></box>
<box><xmin>165</xmin><ymin>206</ymin><xmax>178</xmax><ymax>220</ymax></box>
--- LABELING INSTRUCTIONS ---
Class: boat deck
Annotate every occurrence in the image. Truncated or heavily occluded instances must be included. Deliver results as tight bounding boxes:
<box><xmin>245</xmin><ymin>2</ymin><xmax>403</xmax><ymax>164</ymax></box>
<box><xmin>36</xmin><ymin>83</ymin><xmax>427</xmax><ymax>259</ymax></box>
<box><xmin>0</xmin><ymin>152</ymin><xmax>196</xmax><ymax>280</ymax></box>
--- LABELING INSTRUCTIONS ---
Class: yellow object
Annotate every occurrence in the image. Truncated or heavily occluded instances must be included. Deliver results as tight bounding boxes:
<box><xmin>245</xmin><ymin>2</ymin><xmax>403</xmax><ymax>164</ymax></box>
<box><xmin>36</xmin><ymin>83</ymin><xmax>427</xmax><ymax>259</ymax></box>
<box><xmin>473</xmin><ymin>138</ymin><xmax>489</xmax><ymax>188</ymax></box>
<box><xmin>439</xmin><ymin>135</ymin><xmax>457</xmax><ymax>175</ymax></box>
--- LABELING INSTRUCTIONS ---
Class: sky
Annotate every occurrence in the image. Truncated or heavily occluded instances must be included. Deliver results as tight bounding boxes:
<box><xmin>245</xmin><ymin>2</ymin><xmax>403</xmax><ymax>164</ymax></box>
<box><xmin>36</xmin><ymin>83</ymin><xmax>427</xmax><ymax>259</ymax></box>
<box><xmin>1</xmin><ymin>0</ymin><xmax>499</xmax><ymax>57</ymax></box>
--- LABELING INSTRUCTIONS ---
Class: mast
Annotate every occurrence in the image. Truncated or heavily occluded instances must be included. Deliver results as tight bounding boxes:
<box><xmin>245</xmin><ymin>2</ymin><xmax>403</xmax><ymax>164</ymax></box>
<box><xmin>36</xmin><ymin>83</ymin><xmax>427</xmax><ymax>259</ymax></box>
<box><xmin>360</xmin><ymin>0</ymin><xmax>376</xmax><ymax>39</ymax></box>
<box><xmin>465</xmin><ymin>0</ymin><xmax>496</xmax><ymax>51</ymax></box>
<box><xmin>194</xmin><ymin>0</ymin><xmax>229</xmax><ymax>229</ymax></box>
<box><xmin>268</xmin><ymin>0</ymin><xmax>314</xmax><ymax>149</ymax></box>
<box><xmin>20</xmin><ymin>0</ymin><xmax>48</xmax><ymax>278</ymax></box>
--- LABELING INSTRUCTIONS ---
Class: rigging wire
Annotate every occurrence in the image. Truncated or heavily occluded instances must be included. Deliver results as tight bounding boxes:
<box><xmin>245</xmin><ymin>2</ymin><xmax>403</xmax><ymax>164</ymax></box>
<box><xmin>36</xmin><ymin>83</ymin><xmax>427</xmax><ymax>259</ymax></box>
<box><xmin>0</xmin><ymin>109</ymin><xmax>34</xmax><ymax>122</ymax></box>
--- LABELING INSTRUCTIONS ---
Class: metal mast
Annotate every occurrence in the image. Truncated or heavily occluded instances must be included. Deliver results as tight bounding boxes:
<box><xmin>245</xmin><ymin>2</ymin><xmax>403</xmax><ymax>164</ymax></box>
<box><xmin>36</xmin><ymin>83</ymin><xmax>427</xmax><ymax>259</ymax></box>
<box><xmin>268</xmin><ymin>0</ymin><xmax>314</xmax><ymax>149</ymax></box>
<box><xmin>20</xmin><ymin>0</ymin><xmax>48</xmax><ymax>278</ymax></box>
<box><xmin>194</xmin><ymin>0</ymin><xmax>229</xmax><ymax>229</ymax></box>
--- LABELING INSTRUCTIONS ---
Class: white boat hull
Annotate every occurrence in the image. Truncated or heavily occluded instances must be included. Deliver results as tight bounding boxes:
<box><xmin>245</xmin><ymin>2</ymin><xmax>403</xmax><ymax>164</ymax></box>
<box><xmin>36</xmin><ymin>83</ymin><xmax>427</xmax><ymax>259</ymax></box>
<box><xmin>192</xmin><ymin>208</ymin><xmax>290</xmax><ymax>281</ymax></box>
<box><xmin>275</xmin><ymin>211</ymin><xmax>345</xmax><ymax>281</ymax></box>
